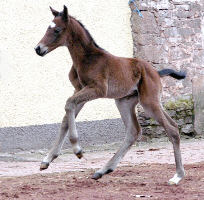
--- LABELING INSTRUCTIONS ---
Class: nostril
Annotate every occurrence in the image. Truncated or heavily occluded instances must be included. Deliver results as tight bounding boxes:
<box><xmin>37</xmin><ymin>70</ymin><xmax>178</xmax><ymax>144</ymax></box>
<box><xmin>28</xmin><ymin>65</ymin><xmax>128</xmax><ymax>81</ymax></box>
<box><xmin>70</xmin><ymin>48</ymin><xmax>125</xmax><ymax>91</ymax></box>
<box><xmin>35</xmin><ymin>46</ymin><xmax>41</xmax><ymax>55</ymax></box>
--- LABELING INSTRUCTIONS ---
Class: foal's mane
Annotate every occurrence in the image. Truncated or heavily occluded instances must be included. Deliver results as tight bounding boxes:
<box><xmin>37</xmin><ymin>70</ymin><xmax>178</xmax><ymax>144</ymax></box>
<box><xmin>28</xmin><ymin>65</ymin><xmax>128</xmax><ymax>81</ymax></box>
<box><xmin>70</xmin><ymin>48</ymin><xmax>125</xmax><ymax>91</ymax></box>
<box><xmin>70</xmin><ymin>16</ymin><xmax>103</xmax><ymax>50</ymax></box>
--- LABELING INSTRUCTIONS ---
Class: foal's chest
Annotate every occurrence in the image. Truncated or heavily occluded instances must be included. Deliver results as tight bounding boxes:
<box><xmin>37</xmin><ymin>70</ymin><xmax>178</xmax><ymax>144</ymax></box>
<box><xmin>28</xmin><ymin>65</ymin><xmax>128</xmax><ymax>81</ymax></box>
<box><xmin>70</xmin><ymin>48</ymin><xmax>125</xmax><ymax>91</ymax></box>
<box><xmin>76</xmin><ymin>68</ymin><xmax>95</xmax><ymax>87</ymax></box>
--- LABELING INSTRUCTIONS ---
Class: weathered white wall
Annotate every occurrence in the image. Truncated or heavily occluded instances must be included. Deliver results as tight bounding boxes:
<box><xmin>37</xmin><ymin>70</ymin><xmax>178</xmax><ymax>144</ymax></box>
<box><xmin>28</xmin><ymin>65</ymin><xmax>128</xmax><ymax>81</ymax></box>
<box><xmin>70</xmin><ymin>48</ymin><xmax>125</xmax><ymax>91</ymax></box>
<box><xmin>0</xmin><ymin>0</ymin><xmax>133</xmax><ymax>128</ymax></box>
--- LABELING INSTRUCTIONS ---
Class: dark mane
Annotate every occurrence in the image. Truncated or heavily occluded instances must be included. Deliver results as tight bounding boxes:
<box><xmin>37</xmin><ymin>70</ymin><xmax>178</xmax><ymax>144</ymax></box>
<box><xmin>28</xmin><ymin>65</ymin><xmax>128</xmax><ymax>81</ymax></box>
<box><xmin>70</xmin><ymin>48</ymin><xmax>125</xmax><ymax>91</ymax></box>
<box><xmin>71</xmin><ymin>16</ymin><xmax>103</xmax><ymax>50</ymax></box>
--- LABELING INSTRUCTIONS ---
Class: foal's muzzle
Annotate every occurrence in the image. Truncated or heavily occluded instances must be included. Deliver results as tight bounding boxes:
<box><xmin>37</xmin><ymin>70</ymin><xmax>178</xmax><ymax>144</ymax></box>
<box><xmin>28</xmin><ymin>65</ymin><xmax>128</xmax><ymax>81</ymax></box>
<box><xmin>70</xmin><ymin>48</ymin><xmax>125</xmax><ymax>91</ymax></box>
<box><xmin>34</xmin><ymin>44</ymin><xmax>48</xmax><ymax>57</ymax></box>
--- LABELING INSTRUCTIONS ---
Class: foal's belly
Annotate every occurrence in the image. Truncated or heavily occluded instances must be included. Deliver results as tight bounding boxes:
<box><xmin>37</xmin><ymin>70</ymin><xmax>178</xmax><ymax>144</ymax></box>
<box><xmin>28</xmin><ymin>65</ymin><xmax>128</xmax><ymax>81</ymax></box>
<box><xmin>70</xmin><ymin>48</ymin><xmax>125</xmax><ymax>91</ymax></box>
<box><xmin>106</xmin><ymin>79</ymin><xmax>137</xmax><ymax>99</ymax></box>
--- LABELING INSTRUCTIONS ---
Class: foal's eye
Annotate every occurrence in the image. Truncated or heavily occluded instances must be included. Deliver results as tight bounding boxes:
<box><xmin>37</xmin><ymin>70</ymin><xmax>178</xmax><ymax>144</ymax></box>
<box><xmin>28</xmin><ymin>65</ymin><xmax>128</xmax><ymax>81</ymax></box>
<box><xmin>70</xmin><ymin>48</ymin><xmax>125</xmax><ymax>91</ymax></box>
<box><xmin>54</xmin><ymin>28</ymin><xmax>61</xmax><ymax>34</ymax></box>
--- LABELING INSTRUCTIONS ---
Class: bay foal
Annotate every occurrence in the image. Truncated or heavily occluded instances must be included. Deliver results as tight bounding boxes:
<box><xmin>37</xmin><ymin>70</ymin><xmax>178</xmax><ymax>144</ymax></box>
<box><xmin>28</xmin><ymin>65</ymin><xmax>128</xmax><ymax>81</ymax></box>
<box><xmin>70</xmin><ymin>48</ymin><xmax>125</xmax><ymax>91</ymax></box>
<box><xmin>35</xmin><ymin>6</ymin><xmax>186</xmax><ymax>185</ymax></box>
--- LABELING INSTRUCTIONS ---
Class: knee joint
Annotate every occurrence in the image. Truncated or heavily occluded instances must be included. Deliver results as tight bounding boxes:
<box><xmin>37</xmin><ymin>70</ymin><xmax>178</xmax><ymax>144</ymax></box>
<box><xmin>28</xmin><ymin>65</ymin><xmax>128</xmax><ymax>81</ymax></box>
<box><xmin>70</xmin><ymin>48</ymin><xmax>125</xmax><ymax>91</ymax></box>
<box><xmin>126</xmin><ymin>135</ymin><xmax>137</xmax><ymax>145</ymax></box>
<box><xmin>168</xmin><ymin>129</ymin><xmax>180</xmax><ymax>144</ymax></box>
<box><xmin>69</xmin><ymin>136</ymin><xmax>78</xmax><ymax>144</ymax></box>
<box><xmin>65</xmin><ymin>101</ymin><xmax>76</xmax><ymax>112</ymax></box>
<box><xmin>172</xmin><ymin>133</ymin><xmax>180</xmax><ymax>142</ymax></box>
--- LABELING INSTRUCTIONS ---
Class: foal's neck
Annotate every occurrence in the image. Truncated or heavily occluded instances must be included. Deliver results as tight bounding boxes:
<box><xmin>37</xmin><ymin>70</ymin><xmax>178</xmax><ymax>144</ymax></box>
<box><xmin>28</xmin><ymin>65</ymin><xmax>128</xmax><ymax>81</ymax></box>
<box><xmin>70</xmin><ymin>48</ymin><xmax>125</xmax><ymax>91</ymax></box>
<box><xmin>66</xmin><ymin>17</ymin><xmax>101</xmax><ymax>66</ymax></box>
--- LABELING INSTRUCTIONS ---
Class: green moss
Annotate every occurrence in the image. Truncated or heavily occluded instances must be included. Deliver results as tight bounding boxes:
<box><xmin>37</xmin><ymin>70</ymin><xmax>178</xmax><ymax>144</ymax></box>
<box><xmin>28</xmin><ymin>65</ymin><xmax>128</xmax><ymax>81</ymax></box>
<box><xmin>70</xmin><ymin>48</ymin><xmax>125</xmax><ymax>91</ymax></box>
<box><xmin>164</xmin><ymin>97</ymin><xmax>193</xmax><ymax>111</ymax></box>
<box><xmin>149</xmin><ymin>118</ymin><xmax>156</xmax><ymax>125</ymax></box>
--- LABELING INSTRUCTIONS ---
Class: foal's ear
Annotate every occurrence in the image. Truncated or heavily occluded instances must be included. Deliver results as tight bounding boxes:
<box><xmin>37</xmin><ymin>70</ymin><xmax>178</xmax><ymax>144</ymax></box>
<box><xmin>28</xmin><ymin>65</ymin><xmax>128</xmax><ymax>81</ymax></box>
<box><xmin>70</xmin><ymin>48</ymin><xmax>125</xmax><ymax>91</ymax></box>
<box><xmin>50</xmin><ymin>6</ymin><xmax>59</xmax><ymax>17</ymax></box>
<box><xmin>62</xmin><ymin>5</ymin><xmax>68</xmax><ymax>22</ymax></box>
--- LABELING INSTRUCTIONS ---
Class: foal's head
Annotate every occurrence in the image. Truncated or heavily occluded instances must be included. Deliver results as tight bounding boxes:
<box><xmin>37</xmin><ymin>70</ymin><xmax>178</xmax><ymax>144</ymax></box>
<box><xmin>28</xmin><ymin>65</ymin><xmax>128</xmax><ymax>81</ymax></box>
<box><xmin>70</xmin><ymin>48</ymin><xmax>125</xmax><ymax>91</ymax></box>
<box><xmin>35</xmin><ymin>6</ymin><xmax>69</xmax><ymax>56</ymax></box>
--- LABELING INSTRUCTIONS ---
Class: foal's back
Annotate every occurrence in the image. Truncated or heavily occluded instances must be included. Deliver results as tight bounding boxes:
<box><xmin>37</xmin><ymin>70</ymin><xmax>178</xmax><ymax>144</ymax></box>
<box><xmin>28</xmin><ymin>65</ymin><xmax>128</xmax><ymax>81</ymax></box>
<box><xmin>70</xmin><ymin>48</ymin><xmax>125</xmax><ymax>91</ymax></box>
<box><xmin>102</xmin><ymin>52</ymin><xmax>162</xmax><ymax>99</ymax></box>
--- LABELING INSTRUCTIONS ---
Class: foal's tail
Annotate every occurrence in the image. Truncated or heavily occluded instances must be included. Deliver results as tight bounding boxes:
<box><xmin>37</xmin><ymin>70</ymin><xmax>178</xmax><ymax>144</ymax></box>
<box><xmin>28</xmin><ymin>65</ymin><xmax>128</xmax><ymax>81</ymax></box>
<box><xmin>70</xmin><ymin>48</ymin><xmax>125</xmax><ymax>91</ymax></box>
<box><xmin>158</xmin><ymin>69</ymin><xmax>186</xmax><ymax>80</ymax></box>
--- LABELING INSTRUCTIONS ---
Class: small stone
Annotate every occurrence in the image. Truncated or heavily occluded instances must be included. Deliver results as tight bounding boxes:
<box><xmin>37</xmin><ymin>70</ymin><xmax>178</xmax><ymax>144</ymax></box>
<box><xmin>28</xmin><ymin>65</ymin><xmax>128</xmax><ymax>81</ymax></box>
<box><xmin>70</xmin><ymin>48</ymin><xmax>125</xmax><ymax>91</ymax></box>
<box><xmin>181</xmin><ymin>124</ymin><xmax>194</xmax><ymax>135</ymax></box>
<box><xmin>162</xmin><ymin>18</ymin><xmax>174</xmax><ymax>27</ymax></box>
<box><xmin>185</xmin><ymin>116</ymin><xmax>193</xmax><ymax>124</ymax></box>
<box><xmin>176</xmin><ymin>4</ymin><xmax>190</xmax><ymax>11</ymax></box>
<box><xmin>167</xmin><ymin>110</ymin><xmax>176</xmax><ymax>117</ymax></box>
<box><xmin>186</xmin><ymin>110</ymin><xmax>192</xmax><ymax>116</ymax></box>
<box><xmin>186</xmin><ymin>19</ymin><xmax>201</xmax><ymax>29</ymax></box>
<box><xmin>175</xmin><ymin>10</ymin><xmax>191</xmax><ymax>18</ymax></box>
<box><xmin>171</xmin><ymin>0</ymin><xmax>187</xmax><ymax>5</ymax></box>
<box><xmin>164</xmin><ymin>27</ymin><xmax>179</xmax><ymax>38</ymax></box>
<box><xmin>177</xmin><ymin>119</ymin><xmax>185</xmax><ymax>126</ymax></box>
<box><xmin>178</xmin><ymin>28</ymin><xmax>194</xmax><ymax>38</ymax></box>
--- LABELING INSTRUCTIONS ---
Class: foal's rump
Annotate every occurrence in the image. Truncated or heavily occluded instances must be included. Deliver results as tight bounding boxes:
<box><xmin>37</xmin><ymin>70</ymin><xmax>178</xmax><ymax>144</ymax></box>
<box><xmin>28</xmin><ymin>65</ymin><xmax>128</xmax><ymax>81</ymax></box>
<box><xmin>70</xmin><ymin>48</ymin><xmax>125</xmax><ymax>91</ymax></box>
<box><xmin>136</xmin><ymin>60</ymin><xmax>186</xmax><ymax>105</ymax></box>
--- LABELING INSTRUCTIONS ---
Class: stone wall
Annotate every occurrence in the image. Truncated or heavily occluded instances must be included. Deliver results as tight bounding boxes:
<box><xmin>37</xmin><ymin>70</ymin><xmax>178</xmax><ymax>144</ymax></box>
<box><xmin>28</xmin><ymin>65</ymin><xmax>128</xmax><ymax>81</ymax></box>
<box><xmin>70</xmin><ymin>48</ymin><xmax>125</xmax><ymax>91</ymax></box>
<box><xmin>138</xmin><ymin>97</ymin><xmax>194</xmax><ymax>138</ymax></box>
<box><xmin>130</xmin><ymin>0</ymin><xmax>204</xmax><ymax>137</ymax></box>
<box><xmin>130</xmin><ymin>0</ymin><xmax>204</xmax><ymax>101</ymax></box>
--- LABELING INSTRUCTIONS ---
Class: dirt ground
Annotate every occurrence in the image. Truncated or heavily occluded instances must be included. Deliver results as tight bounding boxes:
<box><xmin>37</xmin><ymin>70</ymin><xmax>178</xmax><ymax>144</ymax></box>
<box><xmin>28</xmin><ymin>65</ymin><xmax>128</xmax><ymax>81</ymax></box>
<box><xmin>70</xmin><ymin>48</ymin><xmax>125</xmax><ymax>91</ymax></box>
<box><xmin>0</xmin><ymin>139</ymin><xmax>204</xmax><ymax>200</ymax></box>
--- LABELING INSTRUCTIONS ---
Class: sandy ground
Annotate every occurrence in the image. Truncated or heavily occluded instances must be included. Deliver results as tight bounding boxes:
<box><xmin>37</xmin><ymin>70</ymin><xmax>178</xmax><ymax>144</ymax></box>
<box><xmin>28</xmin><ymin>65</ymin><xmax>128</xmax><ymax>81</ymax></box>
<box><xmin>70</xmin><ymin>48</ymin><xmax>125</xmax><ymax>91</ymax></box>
<box><xmin>1</xmin><ymin>163</ymin><xmax>204</xmax><ymax>200</ymax></box>
<box><xmin>0</xmin><ymin>138</ymin><xmax>204</xmax><ymax>199</ymax></box>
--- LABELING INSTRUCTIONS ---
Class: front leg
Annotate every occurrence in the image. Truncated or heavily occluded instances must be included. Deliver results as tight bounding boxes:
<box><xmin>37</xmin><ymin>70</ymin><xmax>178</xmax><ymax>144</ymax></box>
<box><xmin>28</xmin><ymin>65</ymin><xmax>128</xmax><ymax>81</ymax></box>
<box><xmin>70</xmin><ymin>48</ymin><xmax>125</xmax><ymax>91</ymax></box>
<box><xmin>40</xmin><ymin>103</ymin><xmax>84</xmax><ymax>170</ymax></box>
<box><xmin>65</xmin><ymin>86</ymin><xmax>106</xmax><ymax>158</ymax></box>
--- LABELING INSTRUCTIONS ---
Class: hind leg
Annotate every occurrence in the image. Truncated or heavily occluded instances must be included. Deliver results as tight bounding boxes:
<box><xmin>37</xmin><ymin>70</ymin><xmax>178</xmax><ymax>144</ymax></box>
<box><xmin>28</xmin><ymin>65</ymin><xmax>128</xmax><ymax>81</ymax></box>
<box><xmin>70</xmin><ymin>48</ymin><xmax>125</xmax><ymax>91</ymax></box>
<box><xmin>141</xmin><ymin>102</ymin><xmax>185</xmax><ymax>185</ymax></box>
<box><xmin>162</xmin><ymin>110</ymin><xmax>178</xmax><ymax>129</ymax></box>
<box><xmin>92</xmin><ymin>95</ymin><xmax>142</xmax><ymax>180</ymax></box>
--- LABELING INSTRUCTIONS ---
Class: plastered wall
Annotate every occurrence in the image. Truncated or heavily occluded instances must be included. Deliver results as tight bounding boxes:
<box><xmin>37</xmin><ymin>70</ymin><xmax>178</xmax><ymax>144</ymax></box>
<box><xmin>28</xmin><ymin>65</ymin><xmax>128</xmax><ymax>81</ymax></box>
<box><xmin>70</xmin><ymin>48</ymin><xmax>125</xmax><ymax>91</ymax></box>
<box><xmin>0</xmin><ymin>0</ymin><xmax>133</xmax><ymax>129</ymax></box>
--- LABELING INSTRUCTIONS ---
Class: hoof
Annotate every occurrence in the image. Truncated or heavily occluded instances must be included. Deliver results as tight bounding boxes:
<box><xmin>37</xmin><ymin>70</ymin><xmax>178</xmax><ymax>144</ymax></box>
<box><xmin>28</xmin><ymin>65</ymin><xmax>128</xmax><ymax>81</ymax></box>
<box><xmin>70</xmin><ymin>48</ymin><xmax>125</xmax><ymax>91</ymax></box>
<box><xmin>40</xmin><ymin>162</ymin><xmax>49</xmax><ymax>171</ymax></box>
<box><xmin>168</xmin><ymin>180</ymin><xmax>177</xmax><ymax>185</ymax></box>
<box><xmin>168</xmin><ymin>174</ymin><xmax>183</xmax><ymax>185</ymax></box>
<box><xmin>92</xmin><ymin>172</ymin><xmax>103</xmax><ymax>180</ymax></box>
<box><xmin>76</xmin><ymin>150</ymin><xmax>83</xmax><ymax>159</ymax></box>
<box><xmin>105</xmin><ymin>169</ymin><xmax>113</xmax><ymax>174</ymax></box>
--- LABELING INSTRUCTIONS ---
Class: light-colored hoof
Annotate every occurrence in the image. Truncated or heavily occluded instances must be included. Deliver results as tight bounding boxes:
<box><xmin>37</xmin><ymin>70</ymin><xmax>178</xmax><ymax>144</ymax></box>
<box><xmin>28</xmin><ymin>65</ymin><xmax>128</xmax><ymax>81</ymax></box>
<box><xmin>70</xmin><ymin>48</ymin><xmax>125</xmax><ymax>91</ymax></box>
<box><xmin>40</xmin><ymin>162</ymin><xmax>49</xmax><ymax>171</ymax></box>
<box><xmin>168</xmin><ymin>180</ymin><xmax>178</xmax><ymax>185</ymax></box>
<box><xmin>168</xmin><ymin>174</ymin><xmax>183</xmax><ymax>185</ymax></box>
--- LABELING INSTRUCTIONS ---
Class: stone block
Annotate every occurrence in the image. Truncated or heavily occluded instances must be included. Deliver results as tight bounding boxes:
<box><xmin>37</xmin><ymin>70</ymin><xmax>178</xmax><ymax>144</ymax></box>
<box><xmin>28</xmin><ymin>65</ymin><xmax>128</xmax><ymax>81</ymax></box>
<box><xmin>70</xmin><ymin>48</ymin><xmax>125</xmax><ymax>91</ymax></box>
<box><xmin>164</xmin><ymin>27</ymin><xmax>179</xmax><ymax>38</ymax></box>
<box><xmin>137</xmin><ymin>0</ymin><xmax>170</xmax><ymax>10</ymax></box>
<box><xmin>175</xmin><ymin>10</ymin><xmax>192</xmax><ymax>18</ymax></box>
<box><xmin>168</xmin><ymin>37</ymin><xmax>182</xmax><ymax>44</ymax></box>
<box><xmin>171</xmin><ymin>0</ymin><xmax>188</xmax><ymax>5</ymax></box>
<box><xmin>185</xmin><ymin>116</ymin><xmax>193</xmax><ymax>124</ymax></box>
<box><xmin>175</xmin><ymin>4</ymin><xmax>190</xmax><ymax>11</ymax></box>
<box><xmin>178</xmin><ymin>28</ymin><xmax>194</xmax><ymax>38</ymax></box>
<box><xmin>137</xmin><ymin>45</ymin><xmax>169</xmax><ymax>64</ymax></box>
<box><xmin>131</xmin><ymin>12</ymin><xmax>159</xmax><ymax>34</ymax></box>
<box><xmin>170</xmin><ymin>47</ymin><xmax>190</xmax><ymax>61</ymax></box>
<box><xmin>181</xmin><ymin>124</ymin><xmax>194</xmax><ymax>135</ymax></box>
<box><xmin>189</xmin><ymin>3</ymin><xmax>202</xmax><ymax>12</ymax></box>
<box><xmin>192</xmin><ymin>76</ymin><xmax>204</xmax><ymax>135</ymax></box>
<box><xmin>186</xmin><ymin>19</ymin><xmax>201</xmax><ymax>29</ymax></box>
<box><xmin>177</xmin><ymin>119</ymin><xmax>185</xmax><ymax>126</ymax></box>
<box><xmin>157</xmin><ymin>10</ymin><xmax>173</xmax><ymax>18</ymax></box>
<box><xmin>189</xmin><ymin>3</ymin><xmax>202</xmax><ymax>18</ymax></box>
<box><xmin>168</xmin><ymin>110</ymin><xmax>176</xmax><ymax>117</ymax></box>
<box><xmin>162</xmin><ymin>18</ymin><xmax>174</xmax><ymax>27</ymax></box>
<box><xmin>134</xmin><ymin>34</ymin><xmax>166</xmax><ymax>46</ymax></box>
